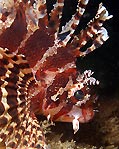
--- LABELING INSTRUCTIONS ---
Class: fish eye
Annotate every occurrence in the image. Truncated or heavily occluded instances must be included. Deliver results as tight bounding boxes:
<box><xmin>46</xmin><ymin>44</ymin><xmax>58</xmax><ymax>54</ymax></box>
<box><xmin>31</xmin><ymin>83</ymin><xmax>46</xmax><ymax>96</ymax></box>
<box><xmin>74</xmin><ymin>90</ymin><xmax>84</xmax><ymax>100</ymax></box>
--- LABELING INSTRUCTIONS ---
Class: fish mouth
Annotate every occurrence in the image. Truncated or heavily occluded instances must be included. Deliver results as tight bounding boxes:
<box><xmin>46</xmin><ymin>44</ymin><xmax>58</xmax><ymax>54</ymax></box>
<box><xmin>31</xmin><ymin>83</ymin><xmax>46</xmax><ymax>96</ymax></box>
<box><xmin>50</xmin><ymin>104</ymin><xmax>95</xmax><ymax>134</ymax></box>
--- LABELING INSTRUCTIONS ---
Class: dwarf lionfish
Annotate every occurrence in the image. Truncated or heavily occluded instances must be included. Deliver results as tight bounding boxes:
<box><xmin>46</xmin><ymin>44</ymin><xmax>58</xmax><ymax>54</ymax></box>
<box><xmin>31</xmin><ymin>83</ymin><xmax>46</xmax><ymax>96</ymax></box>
<box><xmin>0</xmin><ymin>0</ymin><xmax>112</xmax><ymax>148</ymax></box>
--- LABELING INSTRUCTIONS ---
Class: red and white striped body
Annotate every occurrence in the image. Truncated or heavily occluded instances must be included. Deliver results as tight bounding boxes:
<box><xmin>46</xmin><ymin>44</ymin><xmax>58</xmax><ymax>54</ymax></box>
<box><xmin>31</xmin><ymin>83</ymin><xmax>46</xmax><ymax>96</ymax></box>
<box><xmin>0</xmin><ymin>0</ymin><xmax>112</xmax><ymax>148</ymax></box>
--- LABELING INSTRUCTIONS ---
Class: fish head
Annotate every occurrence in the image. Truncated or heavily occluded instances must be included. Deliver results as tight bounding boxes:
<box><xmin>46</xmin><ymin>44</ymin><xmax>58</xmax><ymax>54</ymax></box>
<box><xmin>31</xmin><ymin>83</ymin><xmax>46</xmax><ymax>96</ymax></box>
<box><xmin>42</xmin><ymin>69</ymin><xmax>99</xmax><ymax>133</ymax></box>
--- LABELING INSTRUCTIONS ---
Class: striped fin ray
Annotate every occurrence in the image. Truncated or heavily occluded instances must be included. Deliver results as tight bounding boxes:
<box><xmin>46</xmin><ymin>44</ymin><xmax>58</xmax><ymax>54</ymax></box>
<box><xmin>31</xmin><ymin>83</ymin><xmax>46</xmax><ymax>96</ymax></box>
<box><xmin>48</xmin><ymin>0</ymin><xmax>64</xmax><ymax>34</ymax></box>
<box><xmin>0</xmin><ymin>48</ymin><xmax>46</xmax><ymax>148</ymax></box>
<box><xmin>71</xmin><ymin>3</ymin><xmax>113</xmax><ymax>56</ymax></box>
<box><xmin>5</xmin><ymin>111</ymin><xmax>46</xmax><ymax>148</ymax></box>
<box><xmin>59</xmin><ymin>0</ymin><xmax>89</xmax><ymax>45</ymax></box>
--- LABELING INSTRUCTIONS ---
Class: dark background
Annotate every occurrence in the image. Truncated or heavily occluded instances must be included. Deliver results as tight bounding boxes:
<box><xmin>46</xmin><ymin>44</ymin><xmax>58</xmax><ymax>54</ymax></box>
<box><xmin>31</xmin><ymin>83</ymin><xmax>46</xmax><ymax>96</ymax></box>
<box><xmin>44</xmin><ymin>1</ymin><xmax>119</xmax><ymax>147</ymax></box>
<box><xmin>45</xmin><ymin>1</ymin><xmax>119</xmax><ymax>147</ymax></box>
<box><xmin>75</xmin><ymin>0</ymin><xmax>119</xmax><ymax>97</ymax></box>
<box><xmin>64</xmin><ymin>0</ymin><xmax>119</xmax><ymax>98</ymax></box>
<box><xmin>47</xmin><ymin>0</ymin><xmax>119</xmax><ymax>97</ymax></box>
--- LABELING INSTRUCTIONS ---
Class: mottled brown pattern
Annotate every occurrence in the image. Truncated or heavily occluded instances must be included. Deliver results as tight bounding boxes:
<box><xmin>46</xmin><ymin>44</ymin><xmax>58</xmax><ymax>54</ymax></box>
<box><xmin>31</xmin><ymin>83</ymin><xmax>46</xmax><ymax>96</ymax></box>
<box><xmin>0</xmin><ymin>4</ymin><xmax>27</xmax><ymax>52</ymax></box>
<box><xmin>0</xmin><ymin>0</ymin><xmax>112</xmax><ymax>148</ymax></box>
<box><xmin>21</xmin><ymin>29</ymin><xmax>55</xmax><ymax>67</ymax></box>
